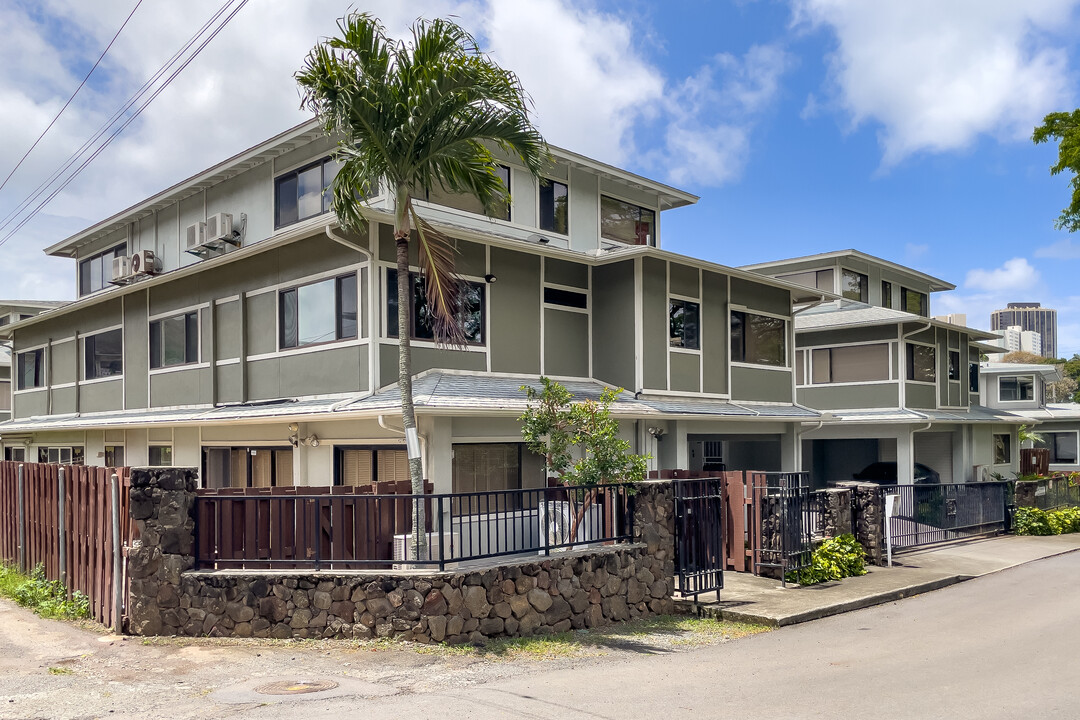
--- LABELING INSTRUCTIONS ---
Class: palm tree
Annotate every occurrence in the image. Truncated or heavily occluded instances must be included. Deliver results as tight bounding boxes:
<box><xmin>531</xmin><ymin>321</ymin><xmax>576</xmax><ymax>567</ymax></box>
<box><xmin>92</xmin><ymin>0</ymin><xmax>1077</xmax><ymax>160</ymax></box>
<box><xmin>296</xmin><ymin>13</ymin><xmax>548</xmax><ymax>559</ymax></box>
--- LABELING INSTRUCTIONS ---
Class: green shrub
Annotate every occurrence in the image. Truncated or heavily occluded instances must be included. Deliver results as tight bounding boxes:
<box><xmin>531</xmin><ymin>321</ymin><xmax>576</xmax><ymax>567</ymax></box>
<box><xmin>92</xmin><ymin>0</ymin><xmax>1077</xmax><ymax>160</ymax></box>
<box><xmin>787</xmin><ymin>534</ymin><xmax>868</xmax><ymax>586</ymax></box>
<box><xmin>0</xmin><ymin>564</ymin><xmax>90</xmax><ymax>620</ymax></box>
<box><xmin>1015</xmin><ymin>506</ymin><xmax>1080</xmax><ymax>536</ymax></box>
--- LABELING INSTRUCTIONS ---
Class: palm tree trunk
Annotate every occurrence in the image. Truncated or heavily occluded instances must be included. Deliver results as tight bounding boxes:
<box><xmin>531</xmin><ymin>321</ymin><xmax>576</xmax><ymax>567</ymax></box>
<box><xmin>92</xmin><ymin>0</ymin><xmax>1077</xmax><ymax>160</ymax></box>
<box><xmin>395</xmin><ymin>193</ymin><xmax>426</xmax><ymax>562</ymax></box>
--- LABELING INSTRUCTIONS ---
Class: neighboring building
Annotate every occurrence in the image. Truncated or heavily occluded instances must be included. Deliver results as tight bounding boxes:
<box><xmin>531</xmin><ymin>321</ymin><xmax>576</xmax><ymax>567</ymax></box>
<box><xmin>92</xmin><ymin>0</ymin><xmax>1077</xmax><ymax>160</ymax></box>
<box><xmin>932</xmin><ymin>313</ymin><xmax>967</xmax><ymax>326</ymax></box>
<box><xmin>991</xmin><ymin>303</ymin><xmax>1057</xmax><ymax>359</ymax></box>
<box><xmin>0</xmin><ymin>301</ymin><xmax>66</xmax><ymax>430</ymax></box>
<box><xmin>741</xmin><ymin>249</ymin><xmax>955</xmax><ymax>317</ymax></box>
<box><xmin>0</xmin><ymin>119</ymin><xmax>836</xmax><ymax>488</ymax></box>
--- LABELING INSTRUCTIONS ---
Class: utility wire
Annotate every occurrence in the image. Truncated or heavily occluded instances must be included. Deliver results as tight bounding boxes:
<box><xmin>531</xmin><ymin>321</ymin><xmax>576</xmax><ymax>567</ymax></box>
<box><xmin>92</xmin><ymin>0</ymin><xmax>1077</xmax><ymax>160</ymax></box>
<box><xmin>0</xmin><ymin>0</ymin><xmax>144</xmax><ymax>194</ymax></box>
<box><xmin>0</xmin><ymin>0</ymin><xmax>250</xmax><ymax>248</ymax></box>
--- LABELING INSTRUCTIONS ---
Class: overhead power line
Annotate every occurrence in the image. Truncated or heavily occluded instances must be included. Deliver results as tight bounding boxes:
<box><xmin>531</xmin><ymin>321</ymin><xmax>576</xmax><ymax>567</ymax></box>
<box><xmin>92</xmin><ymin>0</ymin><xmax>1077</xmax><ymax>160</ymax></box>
<box><xmin>0</xmin><ymin>0</ymin><xmax>251</xmax><ymax>249</ymax></box>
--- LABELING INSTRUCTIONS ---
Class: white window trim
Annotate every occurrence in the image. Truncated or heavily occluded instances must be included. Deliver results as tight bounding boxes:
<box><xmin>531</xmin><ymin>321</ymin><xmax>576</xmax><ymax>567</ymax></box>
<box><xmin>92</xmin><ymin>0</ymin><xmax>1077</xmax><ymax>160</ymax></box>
<box><xmin>729</xmin><ymin>306</ymin><xmax>790</xmax><ymax>370</ymax></box>
<box><xmin>598</xmin><ymin>190</ymin><xmax>660</xmax><ymax>247</ymax></box>
<box><xmin>534</xmin><ymin>174</ymin><xmax>571</xmax><ymax>237</ymax></box>
<box><xmin>274</xmin><ymin>267</ymin><xmax>363</xmax><ymax>353</ymax></box>
<box><xmin>904</xmin><ymin>339</ymin><xmax>937</xmax><ymax>385</ymax></box>
<box><xmin>997</xmin><ymin>374</ymin><xmax>1037</xmax><ymax>403</ymax></box>
<box><xmin>379</xmin><ymin>263</ymin><xmax>489</xmax><ymax>348</ymax></box>
<box><xmin>249</xmin><ymin>338</ymin><xmax>369</xmax><ymax>363</ymax></box>
<box><xmin>1042</xmin><ymin>430</ymin><xmax>1080</xmax><ymax>467</ymax></box>
<box><xmin>800</xmin><ymin>341</ymin><xmax>895</xmax><ymax>386</ymax></box>
<box><xmin>149</xmin><ymin>362</ymin><xmax>213</xmax><ymax>377</ymax></box>
<box><xmin>148</xmin><ymin>302</ymin><xmax>211</xmax><ymax>323</ymax></box>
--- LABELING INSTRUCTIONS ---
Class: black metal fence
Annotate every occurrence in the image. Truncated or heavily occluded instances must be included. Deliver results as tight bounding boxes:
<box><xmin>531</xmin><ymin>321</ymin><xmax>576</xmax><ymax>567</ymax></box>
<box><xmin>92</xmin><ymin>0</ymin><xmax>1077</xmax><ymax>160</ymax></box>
<box><xmin>880</xmin><ymin>482</ymin><xmax>1007</xmax><ymax>549</ymax></box>
<box><xmin>1024</xmin><ymin>477</ymin><xmax>1080</xmax><ymax>511</ymax></box>
<box><xmin>195</xmin><ymin>483</ymin><xmax>633</xmax><ymax>571</ymax></box>
<box><xmin>672</xmin><ymin>477</ymin><xmax>724</xmax><ymax>598</ymax></box>
<box><xmin>751</xmin><ymin>472</ymin><xmax>821</xmax><ymax>583</ymax></box>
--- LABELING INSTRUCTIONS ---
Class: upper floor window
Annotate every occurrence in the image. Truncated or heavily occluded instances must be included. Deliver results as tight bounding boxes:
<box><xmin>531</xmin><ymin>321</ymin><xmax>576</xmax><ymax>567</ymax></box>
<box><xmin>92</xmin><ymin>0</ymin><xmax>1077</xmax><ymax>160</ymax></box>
<box><xmin>731</xmin><ymin>310</ymin><xmax>786</xmax><ymax>367</ymax></box>
<box><xmin>881</xmin><ymin>280</ymin><xmax>893</xmax><ymax>309</ymax></box>
<box><xmin>811</xmin><ymin>343</ymin><xmax>890</xmax><ymax>384</ymax></box>
<box><xmin>906</xmin><ymin>343</ymin><xmax>935</xmax><ymax>382</ymax></box>
<box><xmin>275</xmin><ymin>157</ymin><xmax>341</xmax><ymax>229</ymax></box>
<box><xmin>539</xmin><ymin>179</ymin><xmax>568</xmax><ymax>234</ymax></box>
<box><xmin>419</xmin><ymin>166</ymin><xmax>510</xmax><ymax>221</ymax></box>
<box><xmin>79</xmin><ymin>245</ymin><xmax>125</xmax><ymax>296</ymax></box>
<box><xmin>776</xmin><ymin>269</ymin><xmax>833</xmax><ymax>292</ymax></box>
<box><xmin>948</xmin><ymin>351</ymin><xmax>960</xmax><ymax>381</ymax></box>
<box><xmin>387</xmin><ymin>270</ymin><xmax>485</xmax><ymax>345</ymax></box>
<box><xmin>279</xmin><ymin>274</ymin><xmax>358</xmax><ymax>350</ymax></box>
<box><xmin>902</xmin><ymin>287</ymin><xmax>927</xmax><ymax>317</ymax></box>
<box><xmin>150</xmin><ymin>312</ymin><xmax>199</xmax><ymax>369</ymax></box>
<box><xmin>84</xmin><ymin>329</ymin><xmax>123</xmax><ymax>380</ymax></box>
<box><xmin>841</xmin><ymin>269</ymin><xmax>868</xmax><ymax>303</ymax></box>
<box><xmin>600</xmin><ymin>195</ymin><xmax>655</xmax><ymax>246</ymax></box>
<box><xmin>669</xmin><ymin>299</ymin><xmax>700</xmax><ymax>350</ymax></box>
<box><xmin>969</xmin><ymin>362</ymin><xmax>980</xmax><ymax>393</ymax></box>
<box><xmin>17</xmin><ymin>349</ymin><xmax>44</xmax><ymax>390</ymax></box>
<box><xmin>999</xmin><ymin>375</ymin><xmax>1034</xmax><ymax>402</ymax></box>
<box><xmin>543</xmin><ymin>287</ymin><xmax>587</xmax><ymax>309</ymax></box>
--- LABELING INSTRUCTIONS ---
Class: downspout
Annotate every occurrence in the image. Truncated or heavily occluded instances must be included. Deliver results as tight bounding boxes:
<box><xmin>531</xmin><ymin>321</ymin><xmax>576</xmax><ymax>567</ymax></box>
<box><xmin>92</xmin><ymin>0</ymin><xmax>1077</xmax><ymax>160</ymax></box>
<box><xmin>378</xmin><ymin>414</ymin><xmax>405</xmax><ymax>436</ymax></box>
<box><xmin>326</xmin><ymin>224</ymin><xmax>379</xmax><ymax>404</ymax></box>
<box><xmin>899</xmin><ymin>321</ymin><xmax>933</xmax><ymax>410</ymax></box>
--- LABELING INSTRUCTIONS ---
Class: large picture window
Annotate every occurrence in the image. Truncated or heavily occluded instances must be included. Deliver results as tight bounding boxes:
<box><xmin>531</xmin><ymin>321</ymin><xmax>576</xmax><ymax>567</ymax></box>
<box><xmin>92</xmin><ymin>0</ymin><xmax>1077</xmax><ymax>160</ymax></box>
<box><xmin>600</xmin><ymin>195</ymin><xmax>655</xmax><ymax>246</ymax></box>
<box><xmin>204</xmin><ymin>447</ymin><xmax>294</xmax><ymax>488</ymax></box>
<box><xmin>906</xmin><ymin>343</ymin><xmax>935</xmax><ymax>382</ymax></box>
<box><xmin>902</xmin><ymin>287</ymin><xmax>928</xmax><ymax>316</ymax></box>
<box><xmin>334</xmin><ymin>446</ymin><xmax>408</xmax><ymax>486</ymax></box>
<box><xmin>274</xmin><ymin>157</ymin><xmax>342</xmax><ymax>228</ymax></box>
<box><xmin>731</xmin><ymin>311</ymin><xmax>786</xmax><ymax>367</ymax></box>
<box><xmin>150</xmin><ymin>312</ymin><xmax>199</xmax><ymax>369</ymax></box>
<box><xmin>539</xmin><ymin>179</ymin><xmax>568</xmax><ymax>234</ymax></box>
<box><xmin>451</xmin><ymin>443</ymin><xmax>546</xmax><ymax>513</ymax></box>
<box><xmin>279</xmin><ymin>274</ymin><xmax>358</xmax><ymax>349</ymax></box>
<box><xmin>841</xmin><ymin>269</ymin><xmax>868</xmax><ymax>303</ymax></box>
<box><xmin>78</xmin><ymin>245</ymin><xmax>126</xmax><ymax>296</ymax></box>
<box><xmin>999</xmin><ymin>375</ymin><xmax>1034</xmax><ymax>401</ymax></box>
<box><xmin>387</xmin><ymin>270</ymin><xmax>485</xmax><ymax>345</ymax></box>
<box><xmin>84</xmin><ymin>329</ymin><xmax>123</xmax><ymax>380</ymax></box>
<box><xmin>37</xmin><ymin>446</ymin><xmax>84</xmax><ymax>465</ymax></box>
<box><xmin>17</xmin><ymin>349</ymin><xmax>44</xmax><ymax>390</ymax></box>
<box><xmin>811</xmin><ymin>343</ymin><xmax>890</xmax><ymax>384</ymax></box>
<box><xmin>669</xmin><ymin>299</ymin><xmax>700</xmax><ymax>349</ymax></box>
<box><xmin>1036</xmin><ymin>432</ymin><xmax>1079</xmax><ymax>464</ymax></box>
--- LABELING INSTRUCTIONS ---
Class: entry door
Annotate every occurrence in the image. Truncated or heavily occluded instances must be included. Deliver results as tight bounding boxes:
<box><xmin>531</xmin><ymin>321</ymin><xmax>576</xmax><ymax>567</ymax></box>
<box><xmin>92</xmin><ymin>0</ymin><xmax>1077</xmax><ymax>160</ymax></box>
<box><xmin>915</xmin><ymin>432</ymin><xmax>953</xmax><ymax>483</ymax></box>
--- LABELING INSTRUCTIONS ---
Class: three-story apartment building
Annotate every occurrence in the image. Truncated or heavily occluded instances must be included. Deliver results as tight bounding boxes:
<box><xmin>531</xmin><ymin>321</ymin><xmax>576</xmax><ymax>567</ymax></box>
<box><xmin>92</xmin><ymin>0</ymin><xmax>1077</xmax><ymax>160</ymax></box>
<box><xmin>1</xmin><ymin>301</ymin><xmax>66</xmax><ymax>433</ymax></box>
<box><xmin>0</xmin><ymin>120</ymin><xmax>832</xmax><ymax>492</ymax></box>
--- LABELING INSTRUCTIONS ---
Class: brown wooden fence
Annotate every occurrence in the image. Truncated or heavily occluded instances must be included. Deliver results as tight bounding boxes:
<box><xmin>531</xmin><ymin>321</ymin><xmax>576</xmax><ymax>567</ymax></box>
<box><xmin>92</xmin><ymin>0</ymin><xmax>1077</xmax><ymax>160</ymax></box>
<box><xmin>196</xmin><ymin>481</ymin><xmax>434</xmax><ymax>570</ymax></box>
<box><xmin>0</xmin><ymin>461</ymin><xmax>133</xmax><ymax>627</ymax></box>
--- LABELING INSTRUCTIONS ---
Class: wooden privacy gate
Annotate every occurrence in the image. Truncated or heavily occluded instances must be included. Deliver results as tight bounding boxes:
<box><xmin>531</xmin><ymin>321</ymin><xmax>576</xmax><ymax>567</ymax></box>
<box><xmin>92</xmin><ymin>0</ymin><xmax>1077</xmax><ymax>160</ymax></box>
<box><xmin>0</xmin><ymin>461</ymin><xmax>133</xmax><ymax>628</ymax></box>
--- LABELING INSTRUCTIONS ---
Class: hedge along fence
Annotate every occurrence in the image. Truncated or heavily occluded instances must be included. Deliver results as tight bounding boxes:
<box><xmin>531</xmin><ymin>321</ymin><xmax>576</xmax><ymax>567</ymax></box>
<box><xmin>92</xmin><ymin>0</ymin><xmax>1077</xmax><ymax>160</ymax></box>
<box><xmin>0</xmin><ymin>461</ymin><xmax>134</xmax><ymax>628</ymax></box>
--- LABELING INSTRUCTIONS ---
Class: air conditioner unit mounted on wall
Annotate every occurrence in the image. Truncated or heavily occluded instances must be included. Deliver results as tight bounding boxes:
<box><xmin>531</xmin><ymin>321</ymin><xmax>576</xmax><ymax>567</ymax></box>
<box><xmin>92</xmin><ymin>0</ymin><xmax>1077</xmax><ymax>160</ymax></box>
<box><xmin>205</xmin><ymin>212</ymin><xmax>233</xmax><ymax>241</ymax></box>
<box><xmin>110</xmin><ymin>255</ymin><xmax>131</xmax><ymax>283</ymax></box>
<box><xmin>973</xmin><ymin>464</ymin><xmax>991</xmax><ymax>483</ymax></box>
<box><xmin>130</xmin><ymin>249</ymin><xmax>161</xmax><ymax>276</ymax></box>
<box><xmin>185</xmin><ymin>221</ymin><xmax>206</xmax><ymax>251</ymax></box>
<box><xmin>392</xmin><ymin>531</ymin><xmax>458</xmax><ymax>569</ymax></box>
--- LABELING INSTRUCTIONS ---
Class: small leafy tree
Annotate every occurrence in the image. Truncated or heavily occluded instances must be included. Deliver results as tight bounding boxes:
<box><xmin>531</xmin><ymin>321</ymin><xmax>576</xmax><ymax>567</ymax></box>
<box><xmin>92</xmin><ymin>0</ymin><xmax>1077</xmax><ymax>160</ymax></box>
<box><xmin>1033</xmin><ymin>110</ymin><xmax>1080</xmax><ymax>232</ymax></box>
<box><xmin>519</xmin><ymin>378</ymin><xmax>648</xmax><ymax>542</ymax></box>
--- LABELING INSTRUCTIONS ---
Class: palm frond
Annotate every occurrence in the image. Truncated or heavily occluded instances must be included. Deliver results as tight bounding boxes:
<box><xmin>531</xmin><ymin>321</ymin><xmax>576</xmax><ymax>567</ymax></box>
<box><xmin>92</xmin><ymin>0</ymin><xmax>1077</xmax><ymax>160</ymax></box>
<box><xmin>406</xmin><ymin>200</ymin><xmax>468</xmax><ymax>347</ymax></box>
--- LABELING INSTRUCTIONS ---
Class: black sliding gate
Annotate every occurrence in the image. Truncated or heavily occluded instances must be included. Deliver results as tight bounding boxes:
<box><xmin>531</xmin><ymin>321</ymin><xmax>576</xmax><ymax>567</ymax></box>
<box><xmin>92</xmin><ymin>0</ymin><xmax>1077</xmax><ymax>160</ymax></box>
<box><xmin>672</xmin><ymin>477</ymin><xmax>724</xmax><ymax>598</ymax></box>
<box><xmin>881</xmin><ymin>482</ymin><xmax>1008</xmax><ymax>549</ymax></box>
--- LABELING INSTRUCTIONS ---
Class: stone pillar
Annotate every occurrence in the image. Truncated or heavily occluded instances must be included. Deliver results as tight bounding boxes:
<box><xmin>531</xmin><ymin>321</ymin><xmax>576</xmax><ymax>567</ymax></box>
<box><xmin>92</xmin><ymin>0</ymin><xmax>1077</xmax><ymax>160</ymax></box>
<box><xmin>632</xmin><ymin>481</ymin><xmax>675</xmax><ymax>615</ymax></box>
<box><xmin>126</xmin><ymin>467</ymin><xmax>198</xmax><ymax>636</ymax></box>
<box><xmin>821</xmin><ymin>488</ymin><xmax>853</xmax><ymax>538</ymax></box>
<box><xmin>1014</xmin><ymin>480</ymin><xmax>1036</xmax><ymax>508</ymax></box>
<box><xmin>851</xmin><ymin>484</ymin><xmax>885</xmax><ymax>566</ymax></box>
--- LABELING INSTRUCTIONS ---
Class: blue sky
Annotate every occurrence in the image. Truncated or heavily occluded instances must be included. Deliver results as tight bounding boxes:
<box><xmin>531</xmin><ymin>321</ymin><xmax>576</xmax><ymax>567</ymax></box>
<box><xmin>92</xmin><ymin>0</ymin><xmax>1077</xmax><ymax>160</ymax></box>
<box><xmin>2</xmin><ymin>0</ymin><xmax>1080</xmax><ymax>352</ymax></box>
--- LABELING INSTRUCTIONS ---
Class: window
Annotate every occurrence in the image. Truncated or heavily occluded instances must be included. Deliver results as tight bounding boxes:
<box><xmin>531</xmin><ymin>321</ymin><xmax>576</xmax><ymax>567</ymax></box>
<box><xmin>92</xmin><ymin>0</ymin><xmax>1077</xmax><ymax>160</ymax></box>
<box><xmin>451</xmin><ymin>442</ymin><xmax>546</xmax><ymax>512</ymax></box>
<box><xmin>334</xmin><ymin>446</ymin><xmax>408</xmax><ymax>486</ymax></box>
<box><xmin>421</xmin><ymin>165</ymin><xmax>510</xmax><ymax>220</ymax></box>
<box><xmin>902</xmin><ymin>287</ymin><xmax>927</xmax><ymax>316</ymax></box>
<box><xmin>669</xmin><ymin>299</ymin><xmax>700</xmax><ymax>350</ymax></box>
<box><xmin>969</xmin><ymin>362</ymin><xmax>980</xmax><ymax>393</ymax></box>
<box><xmin>841</xmin><ymin>270</ymin><xmax>868</xmax><ymax>303</ymax></box>
<box><xmin>796</xmin><ymin>350</ymin><xmax>806</xmax><ymax>385</ymax></box>
<box><xmin>600</xmin><ymin>195</ymin><xmax>655</xmax><ymax>246</ymax></box>
<box><xmin>731</xmin><ymin>311</ymin><xmax>787</xmax><ymax>367</ymax></box>
<box><xmin>84</xmin><ymin>329</ymin><xmax>123</xmax><ymax>380</ymax></box>
<box><xmin>881</xmin><ymin>280</ymin><xmax>893</xmax><ymax>309</ymax></box>
<box><xmin>906</xmin><ymin>344</ymin><xmax>936</xmax><ymax>382</ymax></box>
<box><xmin>993</xmin><ymin>434</ymin><xmax>1011</xmax><ymax>464</ymax></box>
<box><xmin>776</xmin><ymin>269</ymin><xmax>834</xmax><ymax>292</ymax></box>
<box><xmin>203</xmin><ymin>447</ymin><xmax>294</xmax><ymax>488</ymax></box>
<box><xmin>0</xmin><ymin>381</ymin><xmax>8</xmax><ymax>411</ymax></box>
<box><xmin>279</xmin><ymin>274</ymin><xmax>358</xmax><ymax>349</ymax></box>
<box><xmin>105</xmin><ymin>446</ymin><xmax>125</xmax><ymax>468</ymax></box>
<box><xmin>150</xmin><ymin>312</ymin><xmax>198</xmax><ymax>369</ymax></box>
<box><xmin>78</xmin><ymin>245</ymin><xmax>126</xmax><ymax>296</ymax></box>
<box><xmin>811</xmin><ymin>344</ymin><xmax>890</xmax><ymax>384</ymax></box>
<box><xmin>543</xmin><ymin>287</ymin><xmax>587</xmax><ymax>309</ymax></box>
<box><xmin>999</xmin><ymin>375</ymin><xmax>1034</xmax><ymax>401</ymax></box>
<box><xmin>1036</xmin><ymin>432</ymin><xmax>1079</xmax><ymax>464</ymax></box>
<box><xmin>36</xmin><ymin>447</ymin><xmax>84</xmax><ymax>465</ymax></box>
<box><xmin>148</xmin><ymin>446</ymin><xmax>173</xmax><ymax>467</ymax></box>
<box><xmin>0</xmin><ymin>316</ymin><xmax>8</xmax><ymax>327</ymax></box>
<box><xmin>17</xmin><ymin>349</ymin><xmax>44</xmax><ymax>390</ymax></box>
<box><xmin>539</xmin><ymin>179</ymin><xmax>568</xmax><ymax>234</ymax></box>
<box><xmin>4</xmin><ymin>447</ymin><xmax>25</xmax><ymax>462</ymax></box>
<box><xmin>387</xmin><ymin>270</ymin><xmax>485</xmax><ymax>345</ymax></box>
<box><xmin>274</xmin><ymin>157</ymin><xmax>343</xmax><ymax>228</ymax></box>
<box><xmin>948</xmin><ymin>351</ymin><xmax>960</xmax><ymax>381</ymax></box>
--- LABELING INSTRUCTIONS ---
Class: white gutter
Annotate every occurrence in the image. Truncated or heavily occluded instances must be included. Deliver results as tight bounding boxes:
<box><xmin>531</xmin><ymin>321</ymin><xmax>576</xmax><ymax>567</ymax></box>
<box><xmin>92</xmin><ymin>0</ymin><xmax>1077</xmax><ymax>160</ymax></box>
<box><xmin>378</xmin><ymin>414</ymin><xmax>405</xmax><ymax>436</ymax></box>
<box><xmin>898</xmin><ymin>321</ymin><xmax>933</xmax><ymax>409</ymax></box>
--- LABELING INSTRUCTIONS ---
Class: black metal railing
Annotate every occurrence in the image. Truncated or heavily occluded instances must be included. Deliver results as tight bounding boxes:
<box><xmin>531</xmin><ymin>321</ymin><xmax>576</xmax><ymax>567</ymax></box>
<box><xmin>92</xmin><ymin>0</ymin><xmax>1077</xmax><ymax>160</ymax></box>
<box><xmin>880</xmin><ymin>482</ymin><xmax>1007</xmax><ymax>549</ymax></box>
<box><xmin>750</xmin><ymin>472</ymin><xmax>820</xmax><ymax>583</ymax></box>
<box><xmin>1026</xmin><ymin>477</ymin><xmax>1080</xmax><ymax>511</ymax></box>
<box><xmin>195</xmin><ymin>484</ymin><xmax>633</xmax><ymax>571</ymax></box>
<box><xmin>672</xmin><ymin>477</ymin><xmax>724</xmax><ymax>599</ymax></box>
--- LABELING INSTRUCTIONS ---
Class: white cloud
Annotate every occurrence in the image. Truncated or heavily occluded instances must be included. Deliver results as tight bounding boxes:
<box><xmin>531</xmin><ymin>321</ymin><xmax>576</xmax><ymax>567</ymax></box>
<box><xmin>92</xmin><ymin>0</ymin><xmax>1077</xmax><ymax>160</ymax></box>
<box><xmin>905</xmin><ymin>243</ymin><xmax>928</xmax><ymax>259</ymax></box>
<box><xmin>964</xmin><ymin>257</ymin><xmax>1040</xmax><ymax>292</ymax></box>
<box><xmin>792</xmin><ymin>0</ymin><xmax>1079</xmax><ymax>166</ymax></box>
<box><xmin>1034</xmin><ymin>238</ymin><xmax>1080</xmax><ymax>259</ymax></box>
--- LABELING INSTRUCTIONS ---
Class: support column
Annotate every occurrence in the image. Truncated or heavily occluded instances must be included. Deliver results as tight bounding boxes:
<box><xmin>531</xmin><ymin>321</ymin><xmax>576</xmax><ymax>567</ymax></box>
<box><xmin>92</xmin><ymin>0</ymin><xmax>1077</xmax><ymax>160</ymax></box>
<box><xmin>897</xmin><ymin>427</ymin><xmax>916</xmax><ymax>485</ymax></box>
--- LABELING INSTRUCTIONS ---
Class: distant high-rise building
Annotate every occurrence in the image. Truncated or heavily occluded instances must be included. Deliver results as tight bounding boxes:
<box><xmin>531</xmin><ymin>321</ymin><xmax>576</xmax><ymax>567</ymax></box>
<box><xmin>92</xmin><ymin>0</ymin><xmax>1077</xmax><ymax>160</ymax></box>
<box><xmin>991</xmin><ymin>302</ymin><xmax>1057</xmax><ymax>359</ymax></box>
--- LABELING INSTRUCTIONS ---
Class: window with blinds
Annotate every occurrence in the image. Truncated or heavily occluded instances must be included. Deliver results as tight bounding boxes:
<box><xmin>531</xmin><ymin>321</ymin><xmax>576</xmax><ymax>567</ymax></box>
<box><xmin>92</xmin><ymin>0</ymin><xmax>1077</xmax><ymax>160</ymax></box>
<box><xmin>335</xmin><ymin>447</ymin><xmax>408</xmax><ymax>487</ymax></box>
<box><xmin>202</xmin><ymin>447</ymin><xmax>294</xmax><ymax>489</ymax></box>
<box><xmin>811</xmin><ymin>343</ymin><xmax>890</xmax><ymax>384</ymax></box>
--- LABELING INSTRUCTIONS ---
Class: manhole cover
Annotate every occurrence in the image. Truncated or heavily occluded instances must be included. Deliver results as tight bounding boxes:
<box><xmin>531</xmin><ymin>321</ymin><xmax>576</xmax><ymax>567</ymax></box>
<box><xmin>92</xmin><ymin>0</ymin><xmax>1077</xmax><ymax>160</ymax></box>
<box><xmin>255</xmin><ymin>679</ymin><xmax>340</xmax><ymax>696</ymax></box>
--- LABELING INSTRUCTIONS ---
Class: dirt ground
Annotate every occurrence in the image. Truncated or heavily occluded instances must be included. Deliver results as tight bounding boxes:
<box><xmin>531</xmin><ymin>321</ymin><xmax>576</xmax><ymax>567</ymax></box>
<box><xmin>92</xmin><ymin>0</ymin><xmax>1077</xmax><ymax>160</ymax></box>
<box><xmin>0</xmin><ymin>598</ymin><xmax>765</xmax><ymax>720</ymax></box>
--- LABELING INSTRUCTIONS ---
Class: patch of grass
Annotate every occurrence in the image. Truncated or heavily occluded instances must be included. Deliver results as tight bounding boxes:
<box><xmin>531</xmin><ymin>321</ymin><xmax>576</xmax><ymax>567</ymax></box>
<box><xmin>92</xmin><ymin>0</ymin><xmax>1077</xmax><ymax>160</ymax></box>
<box><xmin>0</xmin><ymin>563</ymin><xmax>90</xmax><ymax>620</ymax></box>
<box><xmin>47</xmin><ymin>666</ymin><xmax>73</xmax><ymax>675</ymax></box>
